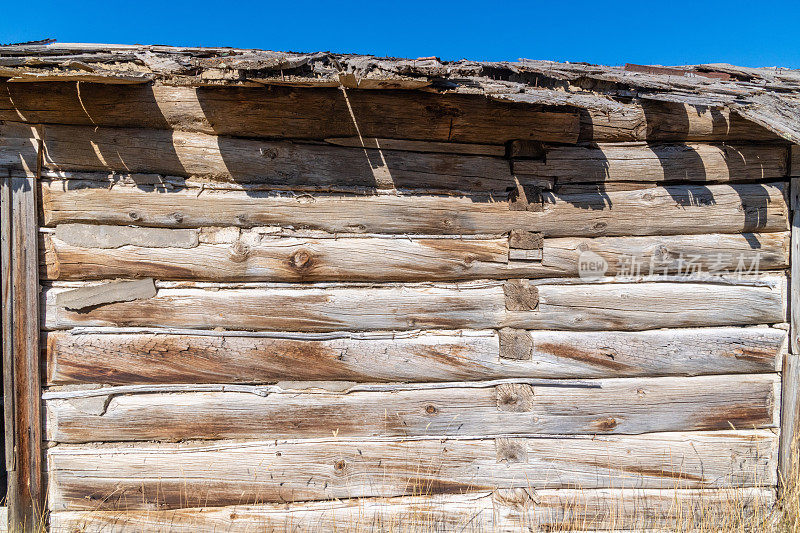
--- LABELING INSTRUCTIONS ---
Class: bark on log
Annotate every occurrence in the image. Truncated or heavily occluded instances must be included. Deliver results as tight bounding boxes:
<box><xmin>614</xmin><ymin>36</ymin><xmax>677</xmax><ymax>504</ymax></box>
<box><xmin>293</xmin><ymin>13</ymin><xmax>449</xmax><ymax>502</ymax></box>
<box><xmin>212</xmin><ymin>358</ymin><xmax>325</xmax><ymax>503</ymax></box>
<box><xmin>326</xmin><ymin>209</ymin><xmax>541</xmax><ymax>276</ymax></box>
<box><xmin>47</xmin><ymin>488</ymin><xmax>776</xmax><ymax>533</ymax></box>
<box><xmin>40</xmin><ymin>179</ymin><xmax>790</xmax><ymax>237</ymax></box>
<box><xmin>42</xmin><ymin>276</ymin><xmax>787</xmax><ymax>332</ymax></box>
<box><xmin>514</xmin><ymin>143</ymin><xmax>788</xmax><ymax>183</ymax></box>
<box><xmin>46</xmin><ymin>430</ymin><xmax>779</xmax><ymax>510</ymax></box>
<box><xmin>44</xmin><ymin>326</ymin><xmax>786</xmax><ymax>385</ymax></box>
<box><xmin>44</xmin><ymin>374</ymin><xmax>780</xmax><ymax>443</ymax></box>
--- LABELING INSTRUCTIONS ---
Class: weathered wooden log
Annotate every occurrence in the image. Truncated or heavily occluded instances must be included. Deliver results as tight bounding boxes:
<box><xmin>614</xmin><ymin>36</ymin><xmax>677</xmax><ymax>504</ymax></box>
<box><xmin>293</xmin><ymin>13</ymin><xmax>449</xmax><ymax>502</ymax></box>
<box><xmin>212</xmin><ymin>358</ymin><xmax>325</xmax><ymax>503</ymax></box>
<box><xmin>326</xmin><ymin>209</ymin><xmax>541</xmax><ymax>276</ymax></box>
<box><xmin>42</xmin><ymin>276</ymin><xmax>786</xmax><ymax>332</ymax></box>
<box><xmin>324</xmin><ymin>137</ymin><xmax>506</xmax><ymax>156</ymax></box>
<box><xmin>46</xmin><ymin>430</ymin><xmax>778</xmax><ymax>510</ymax></box>
<box><xmin>47</xmin><ymin>488</ymin><xmax>776</xmax><ymax>533</ymax></box>
<box><xmin>44</xmin><ymin>326</ymin><xmax>786</xmax><ymax>385</ymax></box>
<box><xmin>0</xmin><ymin>82</ymin><xmax>780</xmax><ymax>143</ymax></box>
<box><xmin>41</xmin><ymin>227</ymin><xmax>789</xmax><ymax>281</ymax></box>
<box><xmin>44</xmin><ymin>374</ymin><xmax>780</xmax><ymax>443</ymax></box>
<box><xmin>40</xmin><ymin>179</ymin><xmax>789</xmax><ymax>237</ymax></box>
<box><xmin>514</xmin><ymin>143</ymin><xmax>788</xmax><ymax>183</ymax></box>
<box><xmin>1</xmin><ymin>122</ymin><xmax>519</xmax><ymax>193</ymax></box>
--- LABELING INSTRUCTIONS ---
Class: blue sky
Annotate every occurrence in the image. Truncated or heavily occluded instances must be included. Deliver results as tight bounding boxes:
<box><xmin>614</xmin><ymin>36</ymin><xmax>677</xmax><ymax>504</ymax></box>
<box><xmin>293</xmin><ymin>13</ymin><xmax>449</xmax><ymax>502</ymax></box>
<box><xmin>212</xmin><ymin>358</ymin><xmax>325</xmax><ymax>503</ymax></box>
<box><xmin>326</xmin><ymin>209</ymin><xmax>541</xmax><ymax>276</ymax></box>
<box><xmin>2</xmin><ymin>1</ymin><xmax>799</xmax><ymax>68</ymax></box>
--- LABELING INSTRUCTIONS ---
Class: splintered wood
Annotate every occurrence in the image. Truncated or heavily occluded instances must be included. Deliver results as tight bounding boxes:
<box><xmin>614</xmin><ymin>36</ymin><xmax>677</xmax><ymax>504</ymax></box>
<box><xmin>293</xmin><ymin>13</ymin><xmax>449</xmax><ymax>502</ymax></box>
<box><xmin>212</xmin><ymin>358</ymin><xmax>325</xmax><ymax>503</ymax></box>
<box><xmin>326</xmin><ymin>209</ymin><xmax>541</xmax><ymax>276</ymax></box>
<box><xmin>0</xmin><ymin>50</ymin><xmax>794</xmax><ymax>531</ymax></box>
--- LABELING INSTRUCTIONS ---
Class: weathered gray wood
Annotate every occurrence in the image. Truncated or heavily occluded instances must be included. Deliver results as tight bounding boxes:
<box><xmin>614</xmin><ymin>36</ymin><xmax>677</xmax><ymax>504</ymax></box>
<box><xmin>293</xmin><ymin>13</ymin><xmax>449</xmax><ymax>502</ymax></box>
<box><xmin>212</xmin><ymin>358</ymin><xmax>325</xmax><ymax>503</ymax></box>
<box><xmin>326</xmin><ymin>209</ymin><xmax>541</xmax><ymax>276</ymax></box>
<box><xmin>40</xmin><ymin>179</ymin><xmax>790</xmax><ymax>237</ymax></box>
<box><xmin>46</xmin><ymin>431</ymin><xmax>779</xmax><ymax>510</ymax></box>
<box><xmin>514</xmin><ymin>143</ymin><xmax>788</xmax><ymax>183</ymax></box>
<box><xmin>44</xmin><ymin>326</ymin><xmax>786</xmax><ymax>385</ymax></box>
<box><xmin>46</xmin><ymin>488</ymin><xmax>776</xmax><ymax>533</ymax></box>
<box><xmin>324</xmin><ymin>137</ymin><xmax>506</xmax><ymax>156</ymax></box>
<box><xmin>1</xmin><ymin>122</ymin><xmax>518</xmax><ymax>193</ymax></box>
<box><xmin>54</xmin><ymin>278</ymin><xmax>156</xmax><ymax>310</ymax></box>
<box><xmin>792</xmin><ymin>178</ymin><xmax>800</xmax><ymax>353</ymax></box>
<box><xmin>779</xmin><ymin>354</ymin><xmax>800</xmax><ymax>490</ymax></box>
<box><xmin>42</xmin><ymin>231</ymin><xmax>548</xmax><ymax>282</ymax></box>
<box><xmin>42</xmin><ymin>276</ymin><xmax>786</xmax><ymax>332</ymax></box>
<box><xmin>43</xmin><ymin>374</ymin><xmax>780</xmax><ymax>443</ymax></box>
<box><xmin>791</xmin><ymin>145</ymin><xmax>799</xmax><ymax>176</ymax></box>
<box><xmin>1</xmin><ymin>177</ymin><xmax>44</xmax><ymax>530</ymax></box>
<box><xmin>0</xmin><ymin>83</ymin><xmax>582</xmax><ymax>144</ymax></box>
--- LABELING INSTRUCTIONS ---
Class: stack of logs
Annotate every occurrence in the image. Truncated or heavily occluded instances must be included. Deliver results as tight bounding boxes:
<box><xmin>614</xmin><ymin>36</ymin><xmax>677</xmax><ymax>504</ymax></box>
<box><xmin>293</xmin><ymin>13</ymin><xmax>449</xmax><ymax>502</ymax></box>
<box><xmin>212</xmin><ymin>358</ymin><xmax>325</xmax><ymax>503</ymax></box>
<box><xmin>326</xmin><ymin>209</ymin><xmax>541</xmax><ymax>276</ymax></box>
<box><xmin>0</xmin><ymin>81</ymin><xmax>797</xmax><ymax>531</ymax></box>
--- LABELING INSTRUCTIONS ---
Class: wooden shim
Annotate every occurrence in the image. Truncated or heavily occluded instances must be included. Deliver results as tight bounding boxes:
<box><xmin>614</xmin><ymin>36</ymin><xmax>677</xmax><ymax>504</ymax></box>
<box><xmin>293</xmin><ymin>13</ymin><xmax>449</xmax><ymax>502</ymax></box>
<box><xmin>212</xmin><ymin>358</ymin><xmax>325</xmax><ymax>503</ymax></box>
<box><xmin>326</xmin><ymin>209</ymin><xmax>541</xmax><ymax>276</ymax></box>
<box><xmin>45</xmin><ymin>326</ymin><xmax>786</xmax><ymax>385</ymax></box>
<box><xmin>42</xmin><ymin>231</ymin><xmax>555</xmax><ymax>282</ymax></box>
<box><xmin>1</xmin><ymin>122</ymin><xmax>518</xmax><ymax>193</ymax></box>
<box><xmin>54</xmin><ymin>278</ymin><xmax>156</xmax><ymax>310</ymax></box>
<box><xmin>0</xmin><ymin>177</ymin><xmax>43</xmax><ymax>529</ymax></box>
<box><xmin>47</xmin><ymin>488</ymin><xmax>776</xmax><ymax>533</ymax></box>
<box><xmin>44</xmin><ymin>374</ymin><xmax>780</xmax><ymax>443</ymax></box>
<box><xmin>42</xmin><ymin>276</ymin><xmax>786</xmax><ymax>332</ymax></box>
<box><xmin>323</xmin><ymin>137</ymin><xmax>506</xmax><ymax>156</ymax></box>
<box><xmin>40</xmin><ymin>179</ymin><xmax>790</xmax><ymax>237</ymax></box>
<box><xmin>0</xmin><ymin>83</ymin><xmax>580</xmax><ymax>144</ymax></box>
<box><xmin>46</xmin><ymin>431</ymin><xmax>779</xmax><ymax>510</ymax></box>
<box><xmin>515</xmin><ymin>143</ymin><xmax>789</xmax><ymax>183</ymax></box>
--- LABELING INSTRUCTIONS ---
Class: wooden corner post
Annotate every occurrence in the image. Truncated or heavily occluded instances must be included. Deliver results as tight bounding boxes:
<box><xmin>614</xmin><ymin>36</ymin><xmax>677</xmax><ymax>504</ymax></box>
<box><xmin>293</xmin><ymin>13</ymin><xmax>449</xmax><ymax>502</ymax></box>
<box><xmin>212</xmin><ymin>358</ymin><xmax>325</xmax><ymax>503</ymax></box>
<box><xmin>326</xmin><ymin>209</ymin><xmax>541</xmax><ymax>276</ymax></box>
<box><xmin>1</xmin><ymin>171</ymin><xmax>44</xmax><ymax>530</ymax></box>
<box><xmin>781</xmin><ymin>164</ymin><xmax>800</xmax><ymax>493</ymax></box>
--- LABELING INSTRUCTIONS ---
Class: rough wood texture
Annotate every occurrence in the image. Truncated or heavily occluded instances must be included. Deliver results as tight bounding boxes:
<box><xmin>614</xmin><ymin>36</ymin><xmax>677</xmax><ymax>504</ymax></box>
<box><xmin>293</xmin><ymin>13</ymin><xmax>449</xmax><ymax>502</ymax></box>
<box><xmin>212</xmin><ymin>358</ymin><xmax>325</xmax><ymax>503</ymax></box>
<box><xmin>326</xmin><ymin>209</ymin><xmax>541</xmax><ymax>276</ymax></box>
<box><xmin>792</xmin><ymin>178</ymin><xmax>800</xmax><ymax>353</ymax></box>
<box><xmin>44</xmin><ymin>326</ymin><xmax>786</xmax><ymax>385</ymax></box>
<box><xmin>323</xmin><ymin>137</ymin><xmax>506</xmax><ymax>156</ymax></box>
<box><xmin>514</xmin><ymin>143</ymin><xmax>789</xmax><ymax>183</ymax></box>
<box><xmin>54</xmin><ymin>278</ymin><xmax>156</xmax><ymax>310</ymax></box>
<box><xmin>0</xmin><ymin>82</ymin><xmax>781</xmax><ymax>143</ymax></box>
<box><xmin>44</xmin><ymin>374</ymin><xmax>780</xmax><ymax>443</ymax></box>
<box><xmin>42</xmin><ymin>276</ymin><xmax>786</xmax><ymax>332</ymax></box>
<box><xmin>791</xmin><ymin>145</ymin><xmax>799</xmax><ymax>177</ymax></box>
<box><xmin>47</xmin><ymin>488</ymin><xmax>776</xmax><ymax>533</ymax></box>
<box><xmin>0</xmin><ymin>177</ymin><xmax>44</xmax><ymax>530</ymax></box>
<box><xmin>0</xmin><ymin>84</ymin><xmax>580</xmax><ymax>144</ymax></box>
<box><xmin>1</xmin><ymin>122</ymin><xmax>521</xmax><ymax>193</ymax></box>
<box><xmin>46</xmin><ymin>431</ymin><xmax>779</xmax><ymax>511</ymax></box>
<box><xmin>40</xmin><ymin>179</ymin><xmax>790</xmax><ymax>237</ymax></box>
<box><xmin>779</xmin><ymin>354</ymin><xmax>800</xmax><ymax>489</ymax></box>
<box><xmin>42</xmin><ymin>231</ymin><xmax>546</xmax><ymax>282</ymax></box>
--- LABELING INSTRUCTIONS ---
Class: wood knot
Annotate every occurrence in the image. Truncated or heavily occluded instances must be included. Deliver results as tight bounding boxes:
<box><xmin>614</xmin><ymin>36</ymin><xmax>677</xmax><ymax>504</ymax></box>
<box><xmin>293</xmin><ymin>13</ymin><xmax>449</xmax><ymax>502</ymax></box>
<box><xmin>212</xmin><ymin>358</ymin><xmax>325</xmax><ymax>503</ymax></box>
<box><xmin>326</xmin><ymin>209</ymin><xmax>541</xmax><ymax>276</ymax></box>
<box><xmin>128</xmin><ymin>211</ymin><xmax>141</xmax><ymax>221</ymax></box>
<box><xmin>333</xmin><ymin>459</ymin><xmax>347</xmax><ymax>473</ymax></box>
<box><xmin>228</xmin><ymin>241</ymin><xmax>250</xmax><ymax>263</ymax></box>
<box><xmin>425</xmin><ymin>404</ymin><xmax>438</xmax><ymax>415</ymax></box>
<box><xmin>260</xmin><ymin>147</ymin><xmax>279</xmax><ymax>159</ymax></box>
<box><xmin>592</xmin><ymin>417</ymin><xmax>618</xmax><ymax>432</ymax></box>
<box><xmin>290</xmin><ymin>249</ymin><xmax>313</xmax><ymax>270</ymax></box>
<box><xmin>171</xmin><ymin>212</ymin><xmax>184</xmax><ymax>223</ymax></box>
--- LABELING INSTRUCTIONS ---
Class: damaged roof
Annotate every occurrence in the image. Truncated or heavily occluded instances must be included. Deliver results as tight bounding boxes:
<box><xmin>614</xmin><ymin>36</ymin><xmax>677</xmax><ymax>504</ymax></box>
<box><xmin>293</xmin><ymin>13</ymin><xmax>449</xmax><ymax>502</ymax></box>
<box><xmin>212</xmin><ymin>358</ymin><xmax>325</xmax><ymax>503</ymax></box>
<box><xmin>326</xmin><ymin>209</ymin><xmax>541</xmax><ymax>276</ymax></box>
<box><xmin>1</xmin><ymin>42</ymin><xmax>799</xmax><ymax>143</ymax></box>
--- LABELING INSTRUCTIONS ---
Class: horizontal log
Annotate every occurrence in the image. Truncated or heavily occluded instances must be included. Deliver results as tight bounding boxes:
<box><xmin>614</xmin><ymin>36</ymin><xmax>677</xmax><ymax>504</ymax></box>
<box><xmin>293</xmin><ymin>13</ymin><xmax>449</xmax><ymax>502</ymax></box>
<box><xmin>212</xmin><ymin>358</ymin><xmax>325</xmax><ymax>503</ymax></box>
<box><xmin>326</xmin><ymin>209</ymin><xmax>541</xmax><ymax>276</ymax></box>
<box><xmin>47</xmin><ymin>488</ymin><xmax>776</xmax><ymax>532</ymax></box>
<box><xmin>42</xmin><ymin>231</ymin><xmax>544</xmax><ymax>282</ymax></box>
<box><xmin>0</xmin><ymin>82</ymin><xmax>779</xmax><ymax>143</ymax></box>
<box><xmin>46</xmin><ymin>430</ymin><xmax>779</xmax><ymax>510</ymax></box>
<box><xmin>1</xmin><ymin>122</ymin><xmax>518</xmax><ymax>193</ymax></box>
<box><xmin>44</xmin><ymin>326</ymin><xmax>786</xmax><ymax>385</ymax></box>
<box><xmin>40</xmin><ymin>179</ymin><xmax>790</xmax><ymax>237</ymax></box>
<box><xmin>514</xmin><ymin>143</ymin><xmax>788</xmax><ymax>183</ymax></box>
<box><xmin>42</xmin><ymin>228</ymin><xmax>790</xmax><ymax>281</ymax></box>
<box><xmin>44</xmin><ymin>374</ymin><xmax>780</xmax><ymax>443</ymax></box>
<box><xmin>43</xmin><ymin>276</ymin><xmax>786</xmax><ymax>332</ymax></box>
<box><xmin>324</xmin><ymin>137</ymin><xmax>506</xmax><ymax>156</ymax></box>
<box><xmin>0</xmin><ymin>83</ymin><xmax>580</xmax><ymax>144</ymax></box>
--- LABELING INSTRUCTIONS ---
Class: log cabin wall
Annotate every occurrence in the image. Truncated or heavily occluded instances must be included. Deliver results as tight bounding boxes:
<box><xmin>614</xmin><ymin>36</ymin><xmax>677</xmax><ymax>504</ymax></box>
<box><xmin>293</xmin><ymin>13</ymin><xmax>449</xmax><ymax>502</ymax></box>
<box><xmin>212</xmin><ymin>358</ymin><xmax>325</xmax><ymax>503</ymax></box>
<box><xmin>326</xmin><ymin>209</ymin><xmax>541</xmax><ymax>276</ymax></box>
<box><xmin>0</xmin><ymin>46</ymin><xmax>799</xmax><ymax>531</ymax></box>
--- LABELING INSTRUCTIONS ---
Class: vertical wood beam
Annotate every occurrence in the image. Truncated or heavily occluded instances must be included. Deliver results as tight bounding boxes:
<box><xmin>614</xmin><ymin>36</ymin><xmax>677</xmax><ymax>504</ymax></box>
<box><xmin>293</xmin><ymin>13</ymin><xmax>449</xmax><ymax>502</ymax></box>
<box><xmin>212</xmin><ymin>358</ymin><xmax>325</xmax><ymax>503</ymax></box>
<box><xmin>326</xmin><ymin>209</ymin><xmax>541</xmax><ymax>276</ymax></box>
<box><xmin>1</xmin><ymin>174</ymin><xmax>43</xmax><ymax>530</ymax></box>
<box><xmin>781</xmin><ymin>174</ymin><xmax>800</xmax><ymax>492</ymax></box>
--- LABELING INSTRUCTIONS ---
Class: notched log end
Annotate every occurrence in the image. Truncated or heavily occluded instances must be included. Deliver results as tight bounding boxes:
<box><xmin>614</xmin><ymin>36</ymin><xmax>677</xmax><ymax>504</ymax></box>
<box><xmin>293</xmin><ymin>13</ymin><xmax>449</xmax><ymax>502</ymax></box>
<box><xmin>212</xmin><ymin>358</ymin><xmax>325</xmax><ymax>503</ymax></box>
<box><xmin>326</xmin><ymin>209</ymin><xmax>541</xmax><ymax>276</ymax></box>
<box><xmin>504</xmin><ymin>279</ymin><xmax>539</xmax><ymax>311</ymax></box>
<box><xmin>499</xmin><ymin>328</ymin><xmax>533</xmax><ymax>360</ymax></box>
<box><xmin>495</xmin><ymin>383</ymin><xmax>535</xmax><ymax>412</ymax></box>
<box><xmin>507</xmin><ymin>184</ymin><xmax>544</xmax><ymax>212</ymax></box>
<box><xmin>495</xmin><ymin>437</ymin><xmax>529</xmax><ymax>464</ymax></box>
<box><xmin>509</xmin><ymin>230</ymin><xmax>543</xmax><ymax>250</ymax></box>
